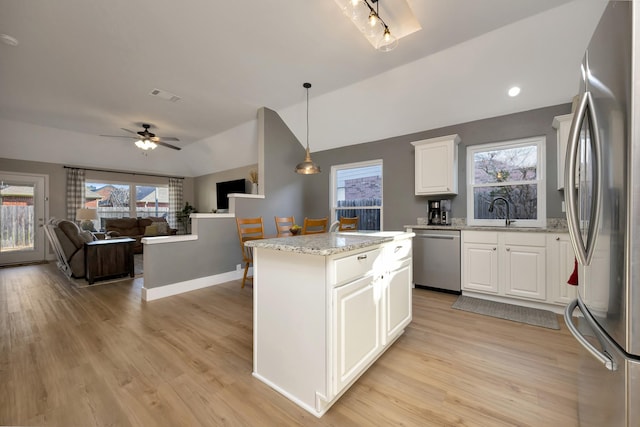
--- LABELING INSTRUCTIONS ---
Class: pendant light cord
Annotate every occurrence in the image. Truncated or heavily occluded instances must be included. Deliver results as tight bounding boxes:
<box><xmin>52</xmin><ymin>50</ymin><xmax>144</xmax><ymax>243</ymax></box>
<box><xmin>304</xmin><ymin>82</ymin><xmax>311</xmax><ymax>151</ymax></box>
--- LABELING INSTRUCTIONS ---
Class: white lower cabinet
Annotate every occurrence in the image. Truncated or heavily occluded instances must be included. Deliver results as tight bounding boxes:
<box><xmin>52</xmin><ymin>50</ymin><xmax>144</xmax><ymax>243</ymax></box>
<box><xmin>462</xmin><ymin>232</ymin><xmax>499</xmax><ymax>294</ymax></box>
<box><xmin>333</xmin><ymin>274</ymin><xmax>380</xmax><ymax>394</ymax></box>
<box><xmin>503</xmin><ymin>233</ymin><xmax>546</xmax><ymax>301</ymax></box>
<box><xmin>462</xmin><ymin>231</ymin><xmax>550</xmax><ymax>304</ymax></box>
<box><xmin>579</xmin><ymin>234</ymin><xmax>611</xmax><ymax>315</ymax></box>
<box><xmin>462</xmin><ymin>230</ymin><xmax>580</xmax><ymax>309</ymax></box>
<box><xmin>253</xmin><ymin>234</ymin><xmax>413</xmax><ymax>418</ymax></box>
<box><xmin>546</xmin><ymin>233</ymin><xmax>578</xmax><ymax>304</ymax></box>
<box><xmin>383</xmin><ymin>259</ymin><xmax>412</xmax><ymax>343</ymax></box>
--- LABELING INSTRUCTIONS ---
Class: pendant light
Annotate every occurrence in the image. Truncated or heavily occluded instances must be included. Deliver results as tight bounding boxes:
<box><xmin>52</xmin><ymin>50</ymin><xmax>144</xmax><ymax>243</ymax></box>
<box><xmin>295</xmin><ymin>82</ymin><xmax>321</xmax><ymax>175</ymax></box>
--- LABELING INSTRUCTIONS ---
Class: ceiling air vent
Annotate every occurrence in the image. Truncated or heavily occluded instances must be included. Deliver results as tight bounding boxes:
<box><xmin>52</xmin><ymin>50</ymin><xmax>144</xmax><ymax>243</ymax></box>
<box><xmin>149</xmin><ymin>88</ymin><xmax>181</xmax><ymax>103</ymax></box>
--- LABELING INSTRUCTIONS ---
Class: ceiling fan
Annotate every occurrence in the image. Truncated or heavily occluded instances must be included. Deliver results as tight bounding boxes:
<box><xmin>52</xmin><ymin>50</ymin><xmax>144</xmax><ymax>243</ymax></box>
<box><xmin>100</xmin><ymin>123</ymin><xmax>181</xmax><ymax>151</ymax></box>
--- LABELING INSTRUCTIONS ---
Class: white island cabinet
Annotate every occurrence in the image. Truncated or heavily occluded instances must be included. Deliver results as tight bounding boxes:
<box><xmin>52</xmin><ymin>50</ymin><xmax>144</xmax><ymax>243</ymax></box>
<box><xmin>246</xmin><ymin>231</ymin><xmax>413</xmax><ymax>417</ymax></box>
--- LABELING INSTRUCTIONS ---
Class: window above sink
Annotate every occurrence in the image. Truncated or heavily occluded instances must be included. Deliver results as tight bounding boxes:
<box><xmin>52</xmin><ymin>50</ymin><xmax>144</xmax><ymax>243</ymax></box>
<box><xmin>466</xmin><ymin>136</ymin><xmax>546</xmax><ymax>228</ymax></box>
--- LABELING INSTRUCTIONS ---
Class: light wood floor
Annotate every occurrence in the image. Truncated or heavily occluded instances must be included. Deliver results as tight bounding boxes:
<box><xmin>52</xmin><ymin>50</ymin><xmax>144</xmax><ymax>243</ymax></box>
<box><xmin>1</xmin><ymin>262</ymin><xmax>581</xmax><ymax>426</ymax></box>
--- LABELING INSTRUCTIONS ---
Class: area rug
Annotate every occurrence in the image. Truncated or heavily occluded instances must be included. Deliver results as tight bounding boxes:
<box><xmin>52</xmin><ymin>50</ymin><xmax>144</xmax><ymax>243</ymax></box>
<box><xmin>69</xmin><ymin>254</ymin><xmax>143</xmax><ymax>289</ymax></box>
<box><xmin>452</xmin><ymin>295</ymin><xmax>560</xmax><ymax>330</ymax></box>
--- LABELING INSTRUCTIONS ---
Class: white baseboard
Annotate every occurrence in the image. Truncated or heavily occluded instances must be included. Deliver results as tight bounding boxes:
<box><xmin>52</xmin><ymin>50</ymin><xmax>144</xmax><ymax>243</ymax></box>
<box><xmin>141</xmin><ymin>267</ymin><xmax>252</xmax><ymax>301</ymax></box>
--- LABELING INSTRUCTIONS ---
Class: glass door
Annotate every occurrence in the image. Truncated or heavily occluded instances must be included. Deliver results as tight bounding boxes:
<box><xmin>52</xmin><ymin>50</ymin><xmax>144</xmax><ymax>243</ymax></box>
<box><xmin>0</xmin><ymin>173</ymin><xmax>47</xmax><ymax>265</ymax></box>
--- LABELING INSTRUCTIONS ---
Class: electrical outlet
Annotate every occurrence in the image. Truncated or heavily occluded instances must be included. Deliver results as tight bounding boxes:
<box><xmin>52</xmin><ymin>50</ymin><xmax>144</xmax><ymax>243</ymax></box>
<box><xmin>562</xmin><ymin>201</ymin><xmax>566</xmax><ymax>212</ymax></box>
<box><xmin>236</xmin><ymin>264</ymin><xmax>241</xmax><ymax>271</ymax></box>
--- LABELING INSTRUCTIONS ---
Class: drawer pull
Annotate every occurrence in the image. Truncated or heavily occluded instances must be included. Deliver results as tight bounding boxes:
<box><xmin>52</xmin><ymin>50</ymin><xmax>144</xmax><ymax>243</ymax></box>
<box><xmin>394</xmin><ymin>246</ymin><xmax>402</xmax><ymax>253</ymax></box>
<box><xmin>357</xmin><ymin>254</ymin><xmax>368</xmax><ymax>260</ymax></box>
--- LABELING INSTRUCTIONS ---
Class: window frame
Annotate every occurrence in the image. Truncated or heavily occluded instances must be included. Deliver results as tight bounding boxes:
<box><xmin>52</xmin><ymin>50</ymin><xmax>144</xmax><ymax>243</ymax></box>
<box><xmin>84</xmin><ymin>179</ymin><xmax>170</xmax><ymax>229</ymax></box>
<box><xmin>330</xmin><ymin>159</ymin><xmax>383</xmax><ymax>231</ymax></box>
<box><xmin>466</xmin><ymin>136</ymin><xmax>546</xmax><ymax>228</ymax></box>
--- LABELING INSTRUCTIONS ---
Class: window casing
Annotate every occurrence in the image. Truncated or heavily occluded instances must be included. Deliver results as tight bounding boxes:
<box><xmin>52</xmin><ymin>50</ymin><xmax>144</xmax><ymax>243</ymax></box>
<box><xmin>330</xmin><ymin>160</ymin><xmax>383</xmax><ymax>231</ymax></box>
<box><xmin>466</xmin><ymin>137</ymin><xmax>546</xmax><ymax>227</ymax></box>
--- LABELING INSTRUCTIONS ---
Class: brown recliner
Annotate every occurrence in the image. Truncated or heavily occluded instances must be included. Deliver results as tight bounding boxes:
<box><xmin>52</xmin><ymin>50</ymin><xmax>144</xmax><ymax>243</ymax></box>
<box><xmin>44</xmin><ymin>218</ymin><xmax>96</xmax><ymax>278</ymax></box>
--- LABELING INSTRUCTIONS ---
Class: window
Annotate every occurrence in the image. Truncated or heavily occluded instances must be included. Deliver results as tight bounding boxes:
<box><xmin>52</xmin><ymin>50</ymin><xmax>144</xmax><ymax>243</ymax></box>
<box><xmin>85</xmin><ymin>181</ymin><xmax>169</xmax><ymax>231</ymax></box>
<box><xmin>467</xmin><ymin>137</ymin><xmax>546</xmax><ymax>227</ymax></box>
<box><xmin>331</xmin><ymin>160</ymin><xmax>383</xmax><ymax>231</ymax></box>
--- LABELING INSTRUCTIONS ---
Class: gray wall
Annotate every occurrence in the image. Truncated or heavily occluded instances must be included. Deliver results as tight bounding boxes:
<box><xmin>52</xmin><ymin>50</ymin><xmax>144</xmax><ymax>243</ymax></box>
<box><xmin>194</xmin><ymin>164</ymin><xmax>257</xmax><ymax>213</ymax></box>
<box><xmin>144</xmin><ymin>217</ymin><xmax>238</xmax><ymax>288</ymax></box>
<box><xmin>234</xmin><ymin>108</ymin><xmax>311</xmax><ymax>236</ymax></box>
<box><xmin>303</xmin><ymin>103</ymin><xmax>572</xmax><ymax>230</ymax></box>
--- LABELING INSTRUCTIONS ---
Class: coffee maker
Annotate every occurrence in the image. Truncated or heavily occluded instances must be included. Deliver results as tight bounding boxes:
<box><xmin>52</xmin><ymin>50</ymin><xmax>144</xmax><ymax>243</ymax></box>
<box><xmin>440</xmin><ymin>199</ymin><xmax>452</xmax><ymax>225</ymax></box>
<box><xmin>428</xmin><ymin>199</ymin><xmax>452</xmax><ymax>225</ymax></box>
<box><xmin>428</xmin><ymin>200</ymin><xmax>441</xmax><ymax>225</ymax></box>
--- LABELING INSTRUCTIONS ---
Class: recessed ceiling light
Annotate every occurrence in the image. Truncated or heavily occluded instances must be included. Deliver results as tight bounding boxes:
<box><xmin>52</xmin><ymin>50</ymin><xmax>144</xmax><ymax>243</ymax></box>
<box><xmin>508</xmin><ymin>86</ymin><xmax>521</xmax><ymax>97</ymax></box>
<box><xmin>0</xmin><ymin>34</ymin><xmax>19</xmax><ymax>47</ymax></box>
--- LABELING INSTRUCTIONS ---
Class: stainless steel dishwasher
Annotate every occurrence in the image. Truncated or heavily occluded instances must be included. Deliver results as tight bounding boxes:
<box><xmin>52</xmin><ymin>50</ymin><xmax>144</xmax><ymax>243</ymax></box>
<box><xmin>413</xmin><ymin>229</ymin><xmax>461</xmax><ymax>293</ymax></box>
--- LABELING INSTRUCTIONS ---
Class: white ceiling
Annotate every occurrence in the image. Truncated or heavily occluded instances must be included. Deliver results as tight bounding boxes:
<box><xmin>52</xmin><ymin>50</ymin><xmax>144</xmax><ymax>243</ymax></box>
<box><xmin>0</xmin><ymin>0</ymin><xmax>607</xmax><ymax>177</ymax></box>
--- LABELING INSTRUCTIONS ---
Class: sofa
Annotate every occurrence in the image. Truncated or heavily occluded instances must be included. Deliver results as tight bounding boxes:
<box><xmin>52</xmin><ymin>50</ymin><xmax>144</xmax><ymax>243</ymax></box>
<box><xmin>105</xmin><ymin>217</ymin><xmax>176</xmax><ymax>253</ymax></box>
<box><xmin>44</xmin><ymin>218</ymin><xmax>96</xmax><ymax>278</ymax></box>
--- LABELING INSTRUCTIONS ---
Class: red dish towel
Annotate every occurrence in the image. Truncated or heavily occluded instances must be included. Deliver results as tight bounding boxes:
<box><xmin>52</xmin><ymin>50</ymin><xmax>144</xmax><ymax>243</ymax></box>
<box><xmin>567</xmin><ymin>258</ymin><xmax>579</xmax><ymax>286</ymax></box>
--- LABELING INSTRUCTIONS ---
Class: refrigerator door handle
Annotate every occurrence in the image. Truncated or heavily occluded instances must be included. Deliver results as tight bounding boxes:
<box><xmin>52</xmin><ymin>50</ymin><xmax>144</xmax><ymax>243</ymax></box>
<box><xmin>564</xmin><ymin>90</ymin><xmax>602</xmax><ymax>266</ymax></box>
<box><xmin>564</xmin><ymin>299</ymin><xmax>616</xmax><ymax>371</ymax></box>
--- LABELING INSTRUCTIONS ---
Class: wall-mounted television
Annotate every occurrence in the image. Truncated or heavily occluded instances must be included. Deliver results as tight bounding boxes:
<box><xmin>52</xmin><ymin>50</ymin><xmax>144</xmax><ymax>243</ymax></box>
<box><xmin>216</xmin><ymin>178</ymin><xmax>247</xmax><ymax>210</ymax></box>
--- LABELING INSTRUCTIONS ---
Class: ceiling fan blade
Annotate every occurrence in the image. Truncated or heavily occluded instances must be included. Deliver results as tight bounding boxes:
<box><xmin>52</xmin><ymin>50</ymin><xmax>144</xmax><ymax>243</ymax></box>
<box><xmin>150</xmin><ymin>136</ymin><xmax>180</xmax><ymax>142</ymax></box>
<box><xmin>155</xmin><ymin>141</ymin><xmax>181</xmax><ymax>151</ymax></box>
<box><xmin>99</xmin><ymin>134</ymin><xmax>137</xmax><ymax>139</ymax></box>
<box><xmin>120</xmin><ymin>128</ymin><xmax>138</xmax><ymax>135</ymax></box>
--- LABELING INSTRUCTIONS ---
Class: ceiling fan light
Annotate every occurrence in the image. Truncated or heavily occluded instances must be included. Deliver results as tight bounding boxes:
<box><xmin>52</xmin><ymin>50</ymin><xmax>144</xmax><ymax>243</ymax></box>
<box><xmin>135</xmin><ymin>139</ymin><xmax>157</xmax><ymax>150</ymax></box>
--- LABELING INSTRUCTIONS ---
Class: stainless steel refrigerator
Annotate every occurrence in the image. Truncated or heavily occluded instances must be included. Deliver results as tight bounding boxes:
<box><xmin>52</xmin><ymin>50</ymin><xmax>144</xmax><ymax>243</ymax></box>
<box><xmin>563</xmin><ymin>1</ymin><xmax>640</xmax><ymax>426</ymax></box>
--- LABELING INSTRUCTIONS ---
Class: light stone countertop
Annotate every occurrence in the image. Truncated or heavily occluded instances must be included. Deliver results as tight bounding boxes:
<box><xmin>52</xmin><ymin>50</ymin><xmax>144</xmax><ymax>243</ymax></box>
<box><xmin>244</xmin><ymin>231</ymin><xmax>412</xmax><ymax>256</ymax></box>
<box><xmin>405</xmin><ymin>224</ymin><xmax>569</xmax><ymax>233</ymax></box>
<box><xmin>405</xmin><ymin>217</ymin><xmax>569</xmax><ymax>233</ymax></box>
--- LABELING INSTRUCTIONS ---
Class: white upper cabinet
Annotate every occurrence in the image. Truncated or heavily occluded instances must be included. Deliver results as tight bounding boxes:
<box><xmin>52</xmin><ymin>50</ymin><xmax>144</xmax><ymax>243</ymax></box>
<box><xmin>412</xmin><ymin>134</ymin><xmax>460</xmax><ymax>195</ymax></box>
<box><xmin>553</xmin><ymin>114</ymin><xmax>573</xmax><ymax>190</ymax></box>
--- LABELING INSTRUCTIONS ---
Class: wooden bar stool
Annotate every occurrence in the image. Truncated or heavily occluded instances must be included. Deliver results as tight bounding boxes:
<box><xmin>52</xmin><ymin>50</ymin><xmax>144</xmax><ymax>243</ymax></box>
<box><xmin>235</xmin><ymin>217</ymin><xmax>264</xmax><ymax>288</ymax></box>
<box><xmin>275</xmin><ymin>216</ymin><xmax>295</xmax><ymax>237</ymax></box>
<box><xmin>302</xmin><ymin>217</ymin><xmax>328</xmax><ymax>235</ymax></box>
<box><xmin>338</xmin><ymin>216</ymin><xmax>359</xmax><ymax>231</ymax></box>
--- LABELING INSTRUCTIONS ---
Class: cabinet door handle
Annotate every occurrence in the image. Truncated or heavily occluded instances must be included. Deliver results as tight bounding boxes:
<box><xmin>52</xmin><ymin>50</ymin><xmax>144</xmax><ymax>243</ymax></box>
<box><xmin>394</xmin><ymin>246</ymin><xmax>402</xmax><ymax>253</ymax></box>
<box><xmin>506</xmin><ymin>247</ymin><xmax>511</xmax><ymax>251</ymax></box>
<box><xmin>493</xmin><ymin>247</ymin><xmax>497</xmax><ymax>251</ymax></box>
<box><xmin>556</xmin><ymin>237</ymin><xmax>560</xmax><ymax>241</ymax></box>
<box><xmin>357</xmin><ymin>254</ymin><xmax>367</xmax><ymax>260</ymax></box>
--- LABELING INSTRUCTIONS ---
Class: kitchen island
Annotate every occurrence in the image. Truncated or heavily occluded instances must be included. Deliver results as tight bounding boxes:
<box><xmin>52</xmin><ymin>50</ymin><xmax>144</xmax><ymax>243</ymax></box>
<box><xmin>245</xmin><ymin>231</ymin><xmax>414</xmax><ymax>417</ymax></box>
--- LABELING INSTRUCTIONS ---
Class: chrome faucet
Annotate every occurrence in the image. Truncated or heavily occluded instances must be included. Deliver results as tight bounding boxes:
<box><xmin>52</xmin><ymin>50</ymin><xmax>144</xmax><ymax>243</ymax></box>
<box><xmin>488</xmin><ymin>197</ymin><xmax>514</xmax><ymax>226</ymax></box>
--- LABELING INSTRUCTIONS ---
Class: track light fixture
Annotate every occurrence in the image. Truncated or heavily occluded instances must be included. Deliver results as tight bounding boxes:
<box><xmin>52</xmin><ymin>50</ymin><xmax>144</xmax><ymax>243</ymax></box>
<box><xmin>338</xmin><ymin>0</ymin><xmax>398</xmax><ymax>52</ymax></box>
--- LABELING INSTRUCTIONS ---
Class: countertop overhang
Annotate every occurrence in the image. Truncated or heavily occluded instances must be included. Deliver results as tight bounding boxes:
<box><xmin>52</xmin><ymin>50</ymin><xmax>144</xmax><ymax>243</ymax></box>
<box><xmin>245</xmin><ymin>231</ymin><xmax>414</xmax><ymax>256</ymax></box>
